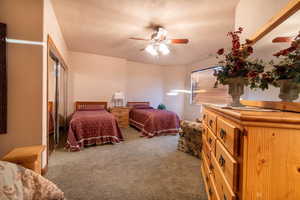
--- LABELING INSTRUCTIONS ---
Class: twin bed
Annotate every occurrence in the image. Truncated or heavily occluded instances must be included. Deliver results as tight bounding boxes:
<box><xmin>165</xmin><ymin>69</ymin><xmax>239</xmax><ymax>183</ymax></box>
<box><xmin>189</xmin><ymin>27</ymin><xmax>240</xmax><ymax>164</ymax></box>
<box><xmin>128</xmin><ymin>102</ymin><xmax>180</xmax><ymax>137</ymax></box>
<box><xmin>66</xmin><ymin>101</ymin><xmax>180</xmax><ymax>151</ymax></box>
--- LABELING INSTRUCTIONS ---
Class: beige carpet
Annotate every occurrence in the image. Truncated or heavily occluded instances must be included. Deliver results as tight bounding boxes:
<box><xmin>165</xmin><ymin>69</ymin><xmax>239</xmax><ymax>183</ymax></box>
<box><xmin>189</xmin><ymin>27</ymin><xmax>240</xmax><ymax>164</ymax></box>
<box><xmin>46</xmin><ymin>127</ymin><xmax>207</xmax><ymax>200</ymax></box>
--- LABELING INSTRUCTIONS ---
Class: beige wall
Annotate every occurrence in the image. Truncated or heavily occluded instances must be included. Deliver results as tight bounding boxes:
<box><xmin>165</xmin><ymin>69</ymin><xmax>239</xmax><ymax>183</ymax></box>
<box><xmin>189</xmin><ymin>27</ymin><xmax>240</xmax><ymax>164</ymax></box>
<box><xmin>69</xmin><ymin>51</ymin><xmax>127</xmax><ymax>113</ymax></box>
<box><xmin>126</xmin><ymin>61</ymin><xmax>164</xmax><ymax>109</ymax></box>
<box><xmin>68</xmin><ymin>51</ymin><xmax>185</xmax><ymax>116</ymax></box>
<box><xmin>163</xmin><ymin>66</ymin><xmax>186</xmax><ymax>117</ymax></box>
<box><xmin>0</xmin><ymin>0</ymin><xmax>44</xmax><ymax>157</ymax></box>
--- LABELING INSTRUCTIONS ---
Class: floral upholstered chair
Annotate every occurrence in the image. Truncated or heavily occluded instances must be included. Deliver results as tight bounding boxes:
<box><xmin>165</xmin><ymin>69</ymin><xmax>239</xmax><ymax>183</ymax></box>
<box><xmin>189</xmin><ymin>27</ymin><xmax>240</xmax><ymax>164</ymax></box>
<box><xmin>0</xmin><ymin>161</ymin><xmax>64</xmax><ymax>200</ymax></box>
<box><xmin>177</xmin><ymin>120</ymin><xmax>203</xmax><ymax>158</ymax></box>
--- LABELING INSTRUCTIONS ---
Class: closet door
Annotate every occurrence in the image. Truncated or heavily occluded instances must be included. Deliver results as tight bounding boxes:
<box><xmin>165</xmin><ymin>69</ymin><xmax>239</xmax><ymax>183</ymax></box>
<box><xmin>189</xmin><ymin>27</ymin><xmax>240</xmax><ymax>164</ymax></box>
<box><xmin>57</xmin><ymin>64</ymin><xmax>67</xmax><ymax>146</ymax></box>
<box><xmin>48</xmin><ymin>56</ymin><xmax>58</xmax><ymax>154</ymax></box>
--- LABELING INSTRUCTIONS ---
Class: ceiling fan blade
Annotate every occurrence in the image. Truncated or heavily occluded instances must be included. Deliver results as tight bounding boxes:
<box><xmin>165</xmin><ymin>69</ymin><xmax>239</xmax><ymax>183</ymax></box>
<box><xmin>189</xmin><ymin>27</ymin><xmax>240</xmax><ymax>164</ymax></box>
<box><xmin>170</xmin><ymin>39</ymin><xmax>189</xmax><ymax>44</ymax></box>
<box><xmin>272</xmin><ymin>37</ymin><xmax>292</xmax><ymax>43</ymax></box>
<box><xmin>129</xmin><ymin>37</ymin><xmax>149</xmax><ymax>41</ymax></box>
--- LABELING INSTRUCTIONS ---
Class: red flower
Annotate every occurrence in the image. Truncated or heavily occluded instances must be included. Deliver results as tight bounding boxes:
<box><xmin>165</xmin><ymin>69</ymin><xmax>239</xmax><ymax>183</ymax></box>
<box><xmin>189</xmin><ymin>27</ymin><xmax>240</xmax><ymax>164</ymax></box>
<box><xmin>247</xmin><ymin>46</ymin><xmax>253</xmax><ymax>54</ymax></box>
<box><xmin>247</xmin><ymin>71</ymin><xmax>258</xmax><ymax>78</ymax></box>
<box><xmin>217</xmin><ymin>48</ymin><xmax>224</xmax><ymax>55</ymax></box>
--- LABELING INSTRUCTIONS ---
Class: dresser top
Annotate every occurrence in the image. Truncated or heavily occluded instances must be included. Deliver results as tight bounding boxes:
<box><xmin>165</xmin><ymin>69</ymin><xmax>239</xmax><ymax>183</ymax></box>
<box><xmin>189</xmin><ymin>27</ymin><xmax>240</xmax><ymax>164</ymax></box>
<box><xmin>203</xmin><ymin>104</ymin><xmax>300</xmax><ymax>126</ymax></box>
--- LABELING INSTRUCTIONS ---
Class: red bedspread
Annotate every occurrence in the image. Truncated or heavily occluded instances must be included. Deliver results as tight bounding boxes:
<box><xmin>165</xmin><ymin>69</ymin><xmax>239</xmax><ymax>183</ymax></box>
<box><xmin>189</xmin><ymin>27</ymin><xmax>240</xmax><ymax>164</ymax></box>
<box><xmin>66</xmin><ymin>110</ymin><xmax>124</xmax><ymax>151</ymax></box>
<box><xmin>130</xmin><ymin>108</ymin><xmax>180</xmax><ymax>137</ymax></box>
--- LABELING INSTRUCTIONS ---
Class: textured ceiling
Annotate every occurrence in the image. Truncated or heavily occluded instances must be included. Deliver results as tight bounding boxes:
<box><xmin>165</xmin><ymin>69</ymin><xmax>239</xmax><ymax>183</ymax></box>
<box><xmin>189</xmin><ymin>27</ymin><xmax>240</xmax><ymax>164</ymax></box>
<box><xmin>52</xmin><ymin>0</ymin><xmax>239</xmax><ymax>65</ymax></box>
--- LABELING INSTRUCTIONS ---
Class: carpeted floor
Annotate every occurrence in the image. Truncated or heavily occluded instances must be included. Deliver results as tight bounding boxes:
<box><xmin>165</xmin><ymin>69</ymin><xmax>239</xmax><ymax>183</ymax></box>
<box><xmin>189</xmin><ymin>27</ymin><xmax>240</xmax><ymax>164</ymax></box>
<box><xmin>46</xmin><ymin>127</ymin><xmax>207</xmax><ymax>200</ymax></box>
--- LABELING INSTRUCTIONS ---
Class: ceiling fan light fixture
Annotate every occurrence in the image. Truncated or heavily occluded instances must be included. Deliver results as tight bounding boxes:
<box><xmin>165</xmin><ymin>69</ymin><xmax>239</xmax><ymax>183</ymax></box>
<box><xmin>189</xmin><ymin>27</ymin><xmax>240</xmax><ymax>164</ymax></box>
<box><xmin>159</xmin><ymin>43</ymin><xmax>170</xmax><ymax>55</ymax></box>
<box><xmin>146</xmin><ymin>44</ymin><xmax>158</xmax><ymax>56</ymax></box>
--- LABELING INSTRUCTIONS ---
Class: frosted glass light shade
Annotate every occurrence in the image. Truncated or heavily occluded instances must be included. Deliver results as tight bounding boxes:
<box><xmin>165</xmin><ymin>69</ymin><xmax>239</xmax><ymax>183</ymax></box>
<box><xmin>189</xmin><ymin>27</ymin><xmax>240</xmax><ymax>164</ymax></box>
<box><xmin>114</xmin><ymin>92</ymin><xmax>124</xmax><ymax>100</ymax></box>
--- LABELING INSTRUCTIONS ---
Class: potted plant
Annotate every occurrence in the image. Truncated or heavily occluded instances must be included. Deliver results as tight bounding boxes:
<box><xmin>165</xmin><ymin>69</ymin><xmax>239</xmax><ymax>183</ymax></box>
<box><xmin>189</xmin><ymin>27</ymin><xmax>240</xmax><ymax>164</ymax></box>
<box><xmin>259</xmin><ymin>32</ymin><xmax>300</xmax><ymax>102</ymax></box>
<box><xmin>214</xmin><ymin>27</ymin><xmax>265</xmax><ymax>107</ymax></box>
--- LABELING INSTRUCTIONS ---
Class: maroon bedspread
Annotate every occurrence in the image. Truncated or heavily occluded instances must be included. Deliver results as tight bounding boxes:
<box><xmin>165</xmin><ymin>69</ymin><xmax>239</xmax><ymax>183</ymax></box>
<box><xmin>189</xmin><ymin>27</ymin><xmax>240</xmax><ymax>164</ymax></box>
<box><xmin>130</xmin><ymin>108</ymin><xmax>180</xmax><ymax>137</ymax></box>
<box><xmin>66</xmin><ymin>110</ymin><xmax>124</xmax><ymax>151</ymax></box>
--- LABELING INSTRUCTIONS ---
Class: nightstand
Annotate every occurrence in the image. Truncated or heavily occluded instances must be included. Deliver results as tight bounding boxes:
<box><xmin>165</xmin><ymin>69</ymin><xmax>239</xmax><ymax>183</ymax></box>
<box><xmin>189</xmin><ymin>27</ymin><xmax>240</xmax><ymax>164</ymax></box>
<box><xmin>110</xmin><ymin>107</ymin><xmax>130</xmax><ymax>128</ymax></box>
<box><xmin>2</xmin><ymin>145</ymin><xmax>46</xmax><ymax>175</ymax></box>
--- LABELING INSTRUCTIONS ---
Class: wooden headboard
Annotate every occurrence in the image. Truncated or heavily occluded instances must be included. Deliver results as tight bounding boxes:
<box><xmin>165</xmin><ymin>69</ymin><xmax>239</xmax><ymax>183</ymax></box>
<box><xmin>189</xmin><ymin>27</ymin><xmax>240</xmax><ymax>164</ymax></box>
<box><xmin>75</xmin><ymin>101</ymin><xmax>108</xmax><ymax>111</ymax></box>
<box><xmin>127</xmin><ymin>102</ymin><xmax>150</xmax><ymax>107</ymax></box>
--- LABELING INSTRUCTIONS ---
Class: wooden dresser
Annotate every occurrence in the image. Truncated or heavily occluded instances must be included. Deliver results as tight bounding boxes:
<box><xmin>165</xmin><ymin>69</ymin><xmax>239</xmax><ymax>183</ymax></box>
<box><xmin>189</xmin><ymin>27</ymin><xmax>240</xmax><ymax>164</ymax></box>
<box><xmin>201</xmin><ymin>104</ymin><xmax>300</xmax><ymax>200</ymax></box>
<box><xmin>110</xmin><ymin>107</ymin><xmax>130</xmax><ymax>128</ymax></box>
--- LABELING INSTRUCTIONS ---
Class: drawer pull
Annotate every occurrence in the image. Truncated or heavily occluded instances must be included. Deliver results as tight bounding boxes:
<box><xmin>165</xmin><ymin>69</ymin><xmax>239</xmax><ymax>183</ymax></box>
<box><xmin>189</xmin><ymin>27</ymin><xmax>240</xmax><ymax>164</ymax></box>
<box><xmin>219</xmin><ymin>155</ymin><xmax>226</xmax><ymax>167</ymax></box>
<box><xmin>209</xmin><ymin>164</ymin><xmax>214</xmax><ymax>170</ymax></box>
<box><xmin>223</xmin><ymin>194</ymin><xmax>227</xmax><ymax>200</ymax></box>
<box><xmin>209</xmin><ymin>120</ymin><xmax>213</xmax><ymax>127</ymax></box>
<box><xmin>208</xmin><ymin>137</ymin><xmax>213</xmax><ymax>144</ymax></box>
<box><xmin>220</xmin><ymin>129</ymin><xmax>227</xmax><ymax>140</ymax></box>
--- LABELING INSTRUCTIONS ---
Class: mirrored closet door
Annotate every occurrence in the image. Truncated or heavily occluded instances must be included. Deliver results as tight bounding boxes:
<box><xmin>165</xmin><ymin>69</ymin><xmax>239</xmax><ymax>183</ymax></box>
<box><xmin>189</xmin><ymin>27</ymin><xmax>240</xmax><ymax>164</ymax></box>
<box><xmin>47</xmin><ymin>46</ymin><xmax>68</xmax><ymax>156</ymax></box>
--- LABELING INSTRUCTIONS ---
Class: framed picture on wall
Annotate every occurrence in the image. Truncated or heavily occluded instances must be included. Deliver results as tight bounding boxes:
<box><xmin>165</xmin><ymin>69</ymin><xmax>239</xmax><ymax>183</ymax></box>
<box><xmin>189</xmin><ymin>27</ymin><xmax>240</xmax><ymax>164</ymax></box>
<box><xmin>191</xmin><ymin>66</ymin><xmax>231</xmax><ymax>105</ymax></box>
<box><xmin>0</xmin><ymin>23</ymin><xmax>7</xmax><ymax>134</ymax></box>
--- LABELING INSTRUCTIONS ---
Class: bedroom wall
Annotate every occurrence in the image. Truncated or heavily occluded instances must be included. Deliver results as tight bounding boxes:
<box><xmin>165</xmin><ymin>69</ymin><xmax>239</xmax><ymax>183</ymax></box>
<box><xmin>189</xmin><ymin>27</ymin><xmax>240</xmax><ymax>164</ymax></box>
<box><xmin>68</xmin><ymin>51</ymin><xmax>127</xmax><ymax>113</ymax></box>
<box><xmin>162</xmin><ymin>65</ymin><xmax>186</xmax><ymax>117</ymax></box>
<box><xmin>0</xmin><ymin>0</ymin><xmax>44</xmax><ymax>157</ymax></box>
<box><xmin>126</xmin><ymin>61</ymin><xmax>164</xmax><ymax>109</ymax></box>
<box><xmin>68</xmin><ymin>51</ymin><xmax>186</xmax><ymax>117</ymax></box>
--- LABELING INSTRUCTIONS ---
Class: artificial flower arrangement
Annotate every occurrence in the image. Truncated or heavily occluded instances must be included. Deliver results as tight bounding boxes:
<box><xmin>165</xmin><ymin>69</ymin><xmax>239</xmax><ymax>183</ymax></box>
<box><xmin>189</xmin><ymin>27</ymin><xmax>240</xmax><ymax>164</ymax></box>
<box><xmin>214</xmin><ymin>27</ymin><xmax>265</xmax><ymax>106</ymax></box>
<box><xmin>258</xmin><ymin>32</ymin><xmax>300</xmax><ymax>101</ymax></box>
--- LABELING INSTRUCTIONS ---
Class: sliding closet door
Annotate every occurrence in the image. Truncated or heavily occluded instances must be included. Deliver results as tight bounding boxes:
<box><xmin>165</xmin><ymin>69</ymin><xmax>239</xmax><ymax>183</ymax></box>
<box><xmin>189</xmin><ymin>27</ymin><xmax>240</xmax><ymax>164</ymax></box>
<box><xmin>57</xmin><ymin>64</ymin><xmax>67</xmax><ymax>146</ymax></box>
<box><xmin>48</xmin><ymin>56</ymin><xmax>57</xmax><ymax>154</ymax></box>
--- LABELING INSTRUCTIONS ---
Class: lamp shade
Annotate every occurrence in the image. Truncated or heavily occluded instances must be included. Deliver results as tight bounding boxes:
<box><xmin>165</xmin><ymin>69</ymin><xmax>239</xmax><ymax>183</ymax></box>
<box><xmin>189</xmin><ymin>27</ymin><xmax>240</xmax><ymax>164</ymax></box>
<box><xmin>114</xmin><ymin>92</ymin><xmax>124</xmax><ymax>100</ymax></box>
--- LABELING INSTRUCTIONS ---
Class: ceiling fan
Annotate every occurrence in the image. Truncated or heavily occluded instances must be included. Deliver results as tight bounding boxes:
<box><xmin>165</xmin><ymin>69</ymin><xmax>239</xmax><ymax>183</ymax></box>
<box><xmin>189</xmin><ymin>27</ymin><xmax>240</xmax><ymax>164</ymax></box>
<box><xmin>272</xmin><ymin>36</ymin><xmax>293</xmax><ymax>43</ymax></box>
<box><xmin>129</xmin><ymin>26</ymin><xmax>189</xmax><ymax>56</ymax></box>
<box><xmin>272</xmin><ymin>33</ymin><xmax>299</xmax><ymax>43</ymax></box>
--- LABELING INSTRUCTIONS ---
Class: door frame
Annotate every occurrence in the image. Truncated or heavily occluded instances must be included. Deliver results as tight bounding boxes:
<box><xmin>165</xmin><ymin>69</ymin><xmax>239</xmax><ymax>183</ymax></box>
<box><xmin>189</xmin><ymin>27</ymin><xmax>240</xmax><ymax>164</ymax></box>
<box><xmin>44</xmin><ymin>35</ymin><xmax>69</xmax><ymax>175</ymax></box>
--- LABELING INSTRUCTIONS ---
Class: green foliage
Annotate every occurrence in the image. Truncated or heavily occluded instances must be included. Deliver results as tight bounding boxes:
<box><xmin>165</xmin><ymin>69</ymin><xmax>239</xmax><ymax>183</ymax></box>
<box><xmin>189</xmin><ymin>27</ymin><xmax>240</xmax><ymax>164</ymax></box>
<box><xmin>157</xmin><ymin>104</ymin><xmax>166</xmax><ymax>110</ymax></box>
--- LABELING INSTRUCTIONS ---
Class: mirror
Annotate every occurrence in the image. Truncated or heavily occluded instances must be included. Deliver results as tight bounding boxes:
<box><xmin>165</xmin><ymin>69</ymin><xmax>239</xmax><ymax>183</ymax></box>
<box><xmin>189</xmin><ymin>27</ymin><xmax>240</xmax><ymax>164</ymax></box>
<box><xmin>243</xmin><ymin>9</ymin><xmax>300</xmax><ymax>102</ymax></box>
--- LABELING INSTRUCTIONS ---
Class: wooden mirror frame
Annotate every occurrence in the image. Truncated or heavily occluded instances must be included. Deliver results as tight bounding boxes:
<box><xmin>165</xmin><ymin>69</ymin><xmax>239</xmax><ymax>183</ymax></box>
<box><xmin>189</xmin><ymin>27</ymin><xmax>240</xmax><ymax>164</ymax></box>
<box><xmin>248</xmin><ymin>0</ymin><xmax>300</xmax><ymax>45</ymax></box>
<box><xmin>0</xmin><ymin>23</ymin><xmax>7</xmax><ymax>134</ymax></box>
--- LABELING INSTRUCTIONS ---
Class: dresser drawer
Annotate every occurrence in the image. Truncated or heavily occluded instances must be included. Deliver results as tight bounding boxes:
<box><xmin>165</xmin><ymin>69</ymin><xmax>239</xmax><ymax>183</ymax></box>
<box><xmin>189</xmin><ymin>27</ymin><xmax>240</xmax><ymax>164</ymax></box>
<box><xmin>211</xmin><ymin>154</ymin><xmax>236</xmax><ymax>200</ymax></box>
<box><xmin>117</xmin><ymin>115</ymin><xmax>129</xmax><ymax>121</ymax></box>
<box><xmin>207</xmin><ymin>111</ymin><xmax>217</xmax><ymax>133</ymax></box>
<box><xmin>216</xmin><ymin>117</ymin><xmax>240</xmax><ymax>156</ymax></box>
<box><xmin>201</xmin><ymin>165</ymin><xmax>212</xmax><ymax>200</ymax></box>
<box><xmin>112</xmin><ymin>110</ymin><xmax>129</xmax><ymax>116</ymax></box>
<box><xmin>215</xmin><ymin>140</ymin><xmax>238</xmax><ymax>192</ymax></box>
<box><xmin>207</xmin><ymin>128</ymin><xmax>217</xmax><ymax>155</ymax></box>
<box><xmin>210</xmin><ymin>174</ymin><xmax>221</xmax><ymax>200</ymax></box>
<box><xmin>203</xmin><ymin>135</ymin><xmax>212</xmax><ymax>162</ymax></box>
